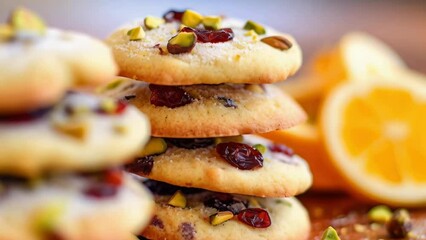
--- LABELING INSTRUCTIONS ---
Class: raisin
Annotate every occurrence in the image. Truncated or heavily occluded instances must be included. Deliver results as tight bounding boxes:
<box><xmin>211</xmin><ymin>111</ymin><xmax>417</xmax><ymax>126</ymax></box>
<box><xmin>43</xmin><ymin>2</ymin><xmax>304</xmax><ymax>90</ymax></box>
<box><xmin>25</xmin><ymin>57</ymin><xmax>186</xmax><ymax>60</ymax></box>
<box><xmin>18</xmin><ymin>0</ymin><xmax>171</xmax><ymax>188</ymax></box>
<box><xmin>125</xmin><ymin>156</ymin><xmax>154</xmax><ymax>176</ymax></box>
<box><xmin>165</xmin><ymin>138</ymin><xmax>215</xmax><ymax>149</ymax></box>
<box><xmin>268</xmin><ymin>143</ymin><xmax>294</xmax><ymax>157</ymax></box>
<box><xmin>0</xmin><ymin>106</ymin><xmax>52</xmax><ymax>123</ymax></box>
<box><xmin>387</xmin><ymin>209</ymin><xmax>413</xmax><ymax>238</ymax></box>
<box><xmin>217</xmin><ymin>96</ymin><xmax>237</xmax><ymax>108</ymax></box>
<box><xmin>151</xmin><ymin>215</ymin><xmax>164</xmax><ymax>229</ymax></box>
<box><xmin>204</xmin><ymin>193</ymin><xmax>248</xmax><ymax>214</ymax></box>
<box><xmin>163</xmin><ymin>10</ymin><xmax>184</xmax><ymax>22</ymax></box>
<box><xmin>83</xmin><ymin>183</ymin><xmax>118</xmax><ymax>199</ymax></box>
<box><xmin>180</xmin><ymin>27</ymin><xmax>234</xmax><ymax>43</ymax></box>
<box><xmin>216</xmin><ymin>142</ymin><xmax>263</xmax><ymax>170</ymax></box>
<box><xmin>237</xmin><ymin>208</ymin><xmax>271</xmax><ymax>228</ymax></box>
<box><xmin>149</xmin><ymin>84</ymin><xmax>194</xmax><ymax>108</ymax></box>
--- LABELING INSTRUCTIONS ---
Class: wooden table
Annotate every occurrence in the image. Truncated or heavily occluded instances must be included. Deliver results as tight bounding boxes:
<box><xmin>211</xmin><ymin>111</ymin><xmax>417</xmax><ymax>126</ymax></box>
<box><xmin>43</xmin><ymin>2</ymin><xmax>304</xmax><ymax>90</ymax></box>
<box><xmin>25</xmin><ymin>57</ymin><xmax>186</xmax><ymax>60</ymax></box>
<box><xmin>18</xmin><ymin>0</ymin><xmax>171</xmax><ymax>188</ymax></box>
<box><xmin>300</xmin><ymin>192</ymin><xmax>426</xmax><ymax>239</ymax></box>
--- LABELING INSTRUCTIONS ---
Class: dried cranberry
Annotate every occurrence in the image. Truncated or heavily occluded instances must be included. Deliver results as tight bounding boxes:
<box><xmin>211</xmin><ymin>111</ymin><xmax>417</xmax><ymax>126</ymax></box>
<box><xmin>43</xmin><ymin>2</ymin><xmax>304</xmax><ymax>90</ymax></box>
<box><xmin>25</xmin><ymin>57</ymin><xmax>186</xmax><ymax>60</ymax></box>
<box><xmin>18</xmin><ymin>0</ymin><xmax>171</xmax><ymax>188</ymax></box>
<box><xmin>165</xmin><ymin>138</ymin><xmax>215</xmax><ymax>149</ymax></box>
<box><xmin>216</xmin><ymin>142</ymin><xmax>263</xmax><ymax>170</ymax></box>
<box><xmin>180</xmin><ymin>27</ymin><xmax>234</xmax><ymax>43</ymax></box>
<box><xmin>204</xmin><ymin>193</ymin><xmax>248</xmax><ymax>214</ymax></box>
<box><xmin>83</xmin><ymin>183</ymin><xmax>118</xmax><ymax>199</ymax></box>
<box><xmin>143</xmin><ymin>180</ymin><xmax>204</xmax><ymax>196</ymax></box>
<box><xmin>104</xmin><ymin>169</ymin><xmax>123</xmax><ymax>186</ymax></box>
<box><xmin>237</xmin><ymin>208</ymin><xmax>271</xmax><ymax>228</ymax></box>
<box><xmin>217</xmin><ymin>96</ymin><xmax>237</xmax><ymax>108</ymax></box>
<box><xmin>0</xmin><ymin>106</ymin><xmax>52</xmax><ymax>123</ymax></box>
<box><xmin>163</xmin><ymin>10</ymin><xmax>184</xmax><ymax>22</ymax></box>
<box><xmin>268</xmin><ymin>144</ymin><xmax>294</xmax><ymax>157</ymax></box>
<box><xmin>125</xmin><ymin>156</ymin><xmax>154</xmax><ymax>176</ymax></box>
<box><xmin>149</xmin><ymin>84</ymin><xmax>194</xmax><ymax>108</ymax></box>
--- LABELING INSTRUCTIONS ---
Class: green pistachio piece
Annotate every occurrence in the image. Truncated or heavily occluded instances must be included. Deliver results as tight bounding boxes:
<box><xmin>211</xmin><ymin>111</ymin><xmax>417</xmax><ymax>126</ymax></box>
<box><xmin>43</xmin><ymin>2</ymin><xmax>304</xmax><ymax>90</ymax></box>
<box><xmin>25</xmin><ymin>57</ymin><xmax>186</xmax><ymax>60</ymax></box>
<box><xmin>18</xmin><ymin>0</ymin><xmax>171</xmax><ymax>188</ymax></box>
<box><xmin>168</xmin><ymin>190</ymin><xmax>187</xmax><ymax>208</ymax></box>
<box><xmin>97</xmin><ymin>79</ymin><xmax>123</xmax><ymax>93</ymax></box>
<box><xmin>127</xmin><ymin>26</ymin><xmax>145</xmax><ymax>41</ymax></box>
<box><xmin>368</xmin><ymin>205</ymin><xmax>392</xmax><ymax>223</ymax></box>
<box><xmin>252</xmin><ymin>144</ymin><xmax>266</xmax><ymax>154</ymax></box>
<box><xmin>243</xmin><ymin>20</ymin><xmax>265</xmax><ymax>35</ymax></box>
<box><xmin>181</xmin><ymin>10</ymin><xmax>203</xmax><ymax>28</ymax></box>
<box><xmin>202</xmin><ymin>16</ymin><xmax>221</xmax><ymax>30</ymax></box>
<box><xmin>99</xmin><ymin>99</ymin><xmax>119</xmax><ymax>114</ymax></box>
<box><xmin>261</xmin><ymin>36</ymin><xmax>293</xmax><ymax>50</ymax></box>
<box><xmin>138</xmin><ymin>137</ymin><xmax>168</xmax><ymax>157</ymax></box>
<box><xmin>209</xmin><ymin>211</ymin><xmax>234</xmax><ymax>226</ymax></box>
<box><xmin>167</xmin><ymin>32</ymin><xmax>197</xmax><ymax>54</ymax></box>
<box><xmin>144</xmin><ymin>16</ymin><xmax>165</xmax><ymax>30</ymax></box>
<box><xmin>0</xmin><ymin>24</ymin><xmax>14</xmax><ymax>41</ymax></box>
<box><xmin>321</xmin><ymin>226</ymin><xmax>341</xmax><ymax>240</ymax></box>
<box><xmin>33</xmin><ymin>202</ymin><xmax>65</xmax><ymax>234</ymax></box>
<box><xmin>9</xmin><ymin>8</ymin><xmax>46</xmax><ymax>35</ymax></box>
<box><xmin>53</xmin><ymin>120</ymin><xmax>88</xmax><ymax>140</ymax></box>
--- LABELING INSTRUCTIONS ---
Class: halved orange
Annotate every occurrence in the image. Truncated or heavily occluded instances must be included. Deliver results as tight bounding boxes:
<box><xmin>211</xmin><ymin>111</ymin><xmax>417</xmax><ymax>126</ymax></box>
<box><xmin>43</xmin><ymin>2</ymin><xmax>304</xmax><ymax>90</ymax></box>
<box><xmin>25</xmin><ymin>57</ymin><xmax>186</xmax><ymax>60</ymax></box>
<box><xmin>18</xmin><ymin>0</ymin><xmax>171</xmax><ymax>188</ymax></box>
<box><xmin>319</xmin><ymin>76</ymin><xmax>426</xmax><ymax>206</ymax></box>
<box><xmin>260</xmin><ymin>123</ymin><xmax>344</xmax><ymax>191</ymax></box>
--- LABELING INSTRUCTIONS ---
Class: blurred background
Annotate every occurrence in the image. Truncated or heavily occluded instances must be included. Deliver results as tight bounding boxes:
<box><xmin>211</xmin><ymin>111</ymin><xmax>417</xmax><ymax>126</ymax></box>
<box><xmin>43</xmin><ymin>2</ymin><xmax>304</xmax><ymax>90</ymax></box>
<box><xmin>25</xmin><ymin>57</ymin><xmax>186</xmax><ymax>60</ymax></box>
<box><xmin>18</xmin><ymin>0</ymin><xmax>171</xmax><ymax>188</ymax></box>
<box><xmin>1</xmin><ymin>0</ymin><xmax>425</xmax><ymax>73</ymax></box>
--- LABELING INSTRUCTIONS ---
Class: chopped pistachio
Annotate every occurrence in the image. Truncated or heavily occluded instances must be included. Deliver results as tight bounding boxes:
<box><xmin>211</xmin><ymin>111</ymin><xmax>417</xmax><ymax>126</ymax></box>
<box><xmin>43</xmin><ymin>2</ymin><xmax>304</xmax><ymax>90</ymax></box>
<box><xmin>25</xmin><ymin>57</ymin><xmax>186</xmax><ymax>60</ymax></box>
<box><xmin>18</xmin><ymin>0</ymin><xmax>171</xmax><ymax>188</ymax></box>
<box><xmin>99</xmin><ymin>99</ymin><xmax>118</xmax><ymax>114</ymax></box>
<box><xmin>138</xmin><ymin>137</ymin><xmax>168</xmax><ymax>157</ymax></box>
<box><xmin>214</xmin><ymin>136</ymin><xmax>243</xmax><ymax>144</ymax></box>
<box><xmin>321</xmin><ymin>226</ymin><xmax>341</xmax><ymax>240</ymax></box>
<box><xmin>144</xmin><ymin>16</ymin><xmax>165</xmax><ymax>30</ymax></box>
<box><xmin>252</xmin><ymin>144</ymin><xmax>266</xmax><ymax>154</ymax></box>
<box><xmin>127</xmin><ymin>26</ymin><xmax>145</xmax><ymax>41</ymax></box>
<box><xmin>167</xmin><ymin>32</ymin><xmax>197</xmax><ymax>54</ymax></box>
<box><xmin>243</xmin><ymin>20</ymin><xmax>265</xmax><ymax>35</ymax></box>
<box><xmin>53</xmin><ymin>120</ymin><xmax>88</xmax><ymax>140</ymax></box>
<box><xmin>33</xmin><ymin>202</ymin><xmax>65</xmax><ymax>233</ymax></box>
<box><xmin>368</xmin><ymin>205</ymin><xmax>392</xmax><ymax>223</ymax></box>
<box><xmin>275</xmin><ymin>199</ymin><xmax>292</xmax><ymax>207</ymax></box>
<box><xmin>9</xmin><ymin>8</ymin><xmax>46</xmax><ymax>36</ymax></box>
<box><xmin>181</xmin><ymin>9</ymin><xmax>203</xmax><ymax>28</ymax></box>
<box><xmin>202</xmin><ymin>16</ymin><xmax>221</xmax><ymax>30</ymax></box>
<box><xmin>97</xmin><ymin>79</ymin><xmax>123</xmax><ymax>93</ymax></box>
<box><xmin>0</xmin><ymin>24</ymin><xmax>14</xmax><ymax>41</ymax></box>
<box><xmin>261</xmin><ymin>36</ymin><xmax>292</xmax><ymax>50</ymax></box>
<box><xmin>210</xmin><ymin>211</ymin><xmax>234</xmax><ymax>226</ymax></box>
<box><xmin>168</xmin><ymin>190</ymin><xmax>187</xmax><ymax>208</ymax></box>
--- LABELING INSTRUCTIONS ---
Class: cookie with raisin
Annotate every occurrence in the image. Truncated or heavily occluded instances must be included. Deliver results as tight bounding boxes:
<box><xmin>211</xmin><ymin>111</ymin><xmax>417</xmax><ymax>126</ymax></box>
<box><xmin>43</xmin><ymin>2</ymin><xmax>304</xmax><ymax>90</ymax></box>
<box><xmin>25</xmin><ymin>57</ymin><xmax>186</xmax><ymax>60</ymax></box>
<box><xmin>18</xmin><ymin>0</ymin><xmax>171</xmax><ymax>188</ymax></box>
<box><xmin>0</xmin><ymin>172</ymin><xmax>154</xmax><ymax>240</ymax></box>
<box><xmin>101</xmin><ymin>78</ymin><xmax>306</xmax><ymax>138</ymax></box>
<box><xmin>106</xmin><ymin>10</ymin><xmax>301</xmax><ymax>85</ymax></box>
<box><xmin>139</xmin><ymin>180</ymin><xmax>310</xmax><ymax>240</ymax></box>
<box><xmin>125</xmin><ymin>135</ymin><xmax>312</xmax><ymax>198</ymax></box>
<box><xmin>0</xmin><ymin>8</ymin><xmax>117</xmax><ymax>114</ymax></box>
<box><xmin>0</xmin><ymin>92</ymin><xmax>150</xmax><ymax>177</ymax></box>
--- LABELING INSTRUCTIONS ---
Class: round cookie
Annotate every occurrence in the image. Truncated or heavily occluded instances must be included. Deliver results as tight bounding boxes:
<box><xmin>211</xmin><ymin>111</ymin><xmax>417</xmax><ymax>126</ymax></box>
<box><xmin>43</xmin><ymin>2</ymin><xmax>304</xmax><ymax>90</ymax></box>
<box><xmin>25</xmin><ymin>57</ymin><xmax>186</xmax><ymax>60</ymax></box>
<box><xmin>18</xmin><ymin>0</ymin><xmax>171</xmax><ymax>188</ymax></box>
<box><xmin>0</xmin><ymin>9</ymin><xmax>118</xmax><ymax>114</ymax></box>
<box><xmin>140</xmin><ymin>180</ymin><xmax>310</xmax><ymax>240</ymax></box>
<box><xmin>0</xmin><ymin>92</ymin><xmax>150</xmax><ymax>177</ymax></box>
<box><xmin>0</xmin><ymin>172</ymin><xmax>154</xmax><ymax>240</ymax></box>
<box><xmin>126</xmin><ymin>135</ymin><xmax>312</xmax><ymax>197</ymax></box>
<box><xmin>102</xmin><ymin>78</ymin><xmax>306</xmax><ymax>138</ymax></box>
<box><xmin>106</xmin><ymin>15</ymin><xmax>302</xmax><ymax>85</ymax></box>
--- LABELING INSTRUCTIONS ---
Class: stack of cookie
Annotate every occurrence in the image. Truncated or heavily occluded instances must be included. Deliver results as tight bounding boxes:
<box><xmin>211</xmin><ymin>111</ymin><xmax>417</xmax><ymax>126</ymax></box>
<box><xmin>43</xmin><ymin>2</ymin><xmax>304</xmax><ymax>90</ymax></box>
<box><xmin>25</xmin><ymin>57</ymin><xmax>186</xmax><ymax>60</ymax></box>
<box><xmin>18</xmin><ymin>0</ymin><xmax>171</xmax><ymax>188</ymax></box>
<box><xmin>105</xmin><ymin>9</ymin><xmax>313</xmax><ymax>240</ymax></box>
<box><xmin>0</xmin><ymin>8</ymin><xmax>154</xmax><ymax>240</ymax></box>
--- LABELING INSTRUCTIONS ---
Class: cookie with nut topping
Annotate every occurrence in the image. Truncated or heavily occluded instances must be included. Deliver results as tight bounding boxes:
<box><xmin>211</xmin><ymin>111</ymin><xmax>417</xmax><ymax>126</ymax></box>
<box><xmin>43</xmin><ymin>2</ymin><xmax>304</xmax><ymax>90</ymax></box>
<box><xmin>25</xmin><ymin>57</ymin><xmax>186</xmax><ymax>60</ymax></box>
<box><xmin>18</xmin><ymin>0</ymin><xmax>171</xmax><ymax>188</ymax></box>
<box><xmin>106</xmin><ymin>10</ymin><xmax>301</xmax><ymax>85</ymax></box>
<box><xmin>139</xmin><ymin>180</ymin><xmax>310</xmax><ymax>240</ymax></box>
<box><xmin>101</xmin><ymin>78</ymin><xmax>306</xmax><ymax>138</ymax></box>
<box><xmin>0</xmin><ymin>172</ymin><xmax>154</xmax><ymax>240</ymax></box>
<box><xmin>0</xmin><ymin>92</ymin><xmax>150</xmax><ymax>177</ymax></box>
<box><xmin>125</xmin><ymin>135</ymin><xmax>312</xmax><ymax>197</ymax></box>
<box><xmin>0</xmin><ymin>8</ymin><xmax>118</xmax><ymax>114</ymax></box>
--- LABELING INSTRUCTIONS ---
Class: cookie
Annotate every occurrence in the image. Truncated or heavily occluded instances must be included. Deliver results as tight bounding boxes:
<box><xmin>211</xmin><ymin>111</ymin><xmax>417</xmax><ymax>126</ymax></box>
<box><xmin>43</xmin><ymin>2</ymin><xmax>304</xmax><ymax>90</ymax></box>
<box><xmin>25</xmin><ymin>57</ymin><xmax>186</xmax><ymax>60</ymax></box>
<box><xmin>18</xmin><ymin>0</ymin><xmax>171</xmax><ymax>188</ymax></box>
<box><xmin>102</xmin><ymin>78</ymin><xmax>306</xmax><ymax>138</ymax></box>
<box><xmin>0</xmin><ymin>8</ymin><xmax>118</xmax><ymax>114</ymax></box>
<box><xmin>0</xmin><ymin>171</ymin><xmax>154</xmax><ymax>240</ymax></box>
<box><xmin>140</xmin><ymin>180</ymin><xmax>310</xmax><ymax>240</ymax></box>
<box><xmin>126</xmin><ymin>135</ymin><xmax>312</xmax><ymax>197</ymax></box>
<box><xmin>106</xmin><ymin>12</ymin><xmax>302</xmax><ymax>85</ymax></box>
<box><xmin>0</xmin><ymin>92</ymin><xmax>150</xmax><ymax>177</ymax></box>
